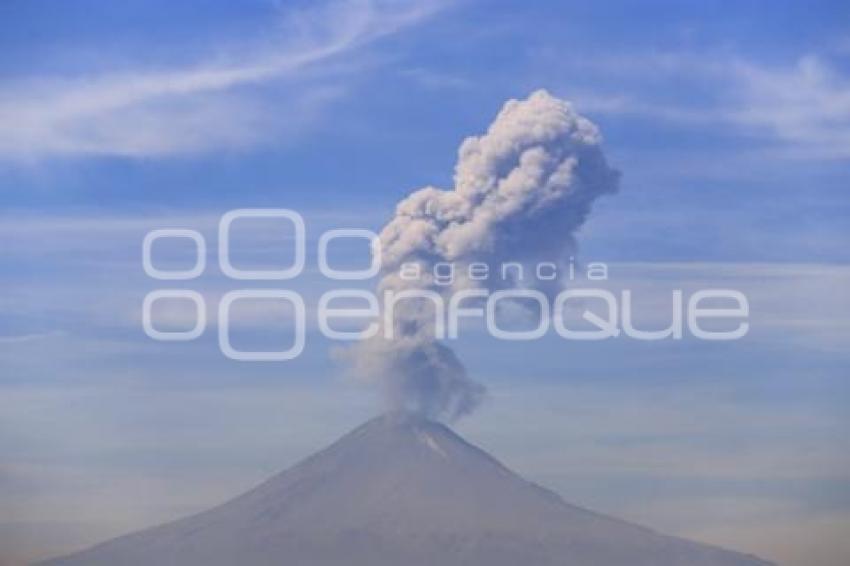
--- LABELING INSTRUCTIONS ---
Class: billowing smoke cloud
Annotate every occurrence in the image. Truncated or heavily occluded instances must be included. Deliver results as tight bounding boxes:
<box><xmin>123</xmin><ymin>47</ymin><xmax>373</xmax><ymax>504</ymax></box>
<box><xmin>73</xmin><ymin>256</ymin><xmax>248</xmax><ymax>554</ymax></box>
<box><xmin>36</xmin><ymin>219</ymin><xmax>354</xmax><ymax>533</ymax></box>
<box><xmin>348</xmin><ymin>90</ymin><xmax>619</xmax><ymax>420</ymax></box>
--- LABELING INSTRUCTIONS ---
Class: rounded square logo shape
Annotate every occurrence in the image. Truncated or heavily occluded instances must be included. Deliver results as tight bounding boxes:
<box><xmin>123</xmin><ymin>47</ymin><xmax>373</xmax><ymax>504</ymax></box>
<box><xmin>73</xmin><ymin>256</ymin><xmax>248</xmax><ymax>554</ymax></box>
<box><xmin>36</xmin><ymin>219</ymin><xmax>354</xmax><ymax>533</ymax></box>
<box><xmin>143</xmin><ymin>229</ymin><xmax>206</xmax><ymax>280</ymax></box>
<box><xmin>143</xmin><ymin>290</ymin><xmax>206</xmax><ymax>341</ymax></box>
<box><xmin>219</xmin><ymin>209</ymin><xmax>305</xmax><ymax>280</ymax></box>
<box><xmin>318</xmin><ymin>229</ymin><xmax>381</xmax><ymax>280</ymax></box>
<box><xmin>218</xmin><ymin>290</ymin><xmax>305</xmax><ymax>361</ymax></box>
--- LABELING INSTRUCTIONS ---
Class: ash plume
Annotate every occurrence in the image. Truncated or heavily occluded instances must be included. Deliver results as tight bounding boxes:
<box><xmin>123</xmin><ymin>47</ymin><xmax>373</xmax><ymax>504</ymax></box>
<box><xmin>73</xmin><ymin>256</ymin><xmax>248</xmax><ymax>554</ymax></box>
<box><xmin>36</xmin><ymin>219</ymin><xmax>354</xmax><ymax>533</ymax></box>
<box><xmin>348</xmin><ymin>90</ymin><xmax>619</xmax><ymax>420</ymax></box>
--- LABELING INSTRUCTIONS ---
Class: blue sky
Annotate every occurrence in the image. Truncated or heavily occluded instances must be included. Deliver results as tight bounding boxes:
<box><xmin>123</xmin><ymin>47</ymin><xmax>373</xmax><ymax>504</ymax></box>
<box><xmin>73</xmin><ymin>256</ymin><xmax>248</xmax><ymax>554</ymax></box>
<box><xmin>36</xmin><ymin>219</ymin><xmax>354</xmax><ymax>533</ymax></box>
<box><xmin>2</xmin><ymin>0</ymin><xmax>848</xmax><ymax>260</ymax></box>
<box><xmin>1</xmin><ymin>1</ymin><xmax>849</xmax><ymax>565</ymax></box>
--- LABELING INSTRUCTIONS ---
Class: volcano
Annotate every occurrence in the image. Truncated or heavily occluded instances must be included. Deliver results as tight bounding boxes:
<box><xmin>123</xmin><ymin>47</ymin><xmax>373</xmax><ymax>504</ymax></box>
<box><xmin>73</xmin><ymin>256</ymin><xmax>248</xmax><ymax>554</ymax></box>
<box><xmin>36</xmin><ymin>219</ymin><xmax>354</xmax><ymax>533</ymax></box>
<box><xmin>42</xmin><ymin>414</ymin><xmax>771</xmax><ymax>566</ymax></box>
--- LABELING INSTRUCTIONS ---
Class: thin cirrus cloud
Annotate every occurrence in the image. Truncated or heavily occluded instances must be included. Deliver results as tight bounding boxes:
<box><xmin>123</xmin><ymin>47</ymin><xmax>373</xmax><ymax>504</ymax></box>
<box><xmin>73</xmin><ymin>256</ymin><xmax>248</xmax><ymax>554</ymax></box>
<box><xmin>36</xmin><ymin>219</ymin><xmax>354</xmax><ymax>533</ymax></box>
<box><xmin>0</xmin><ymin>0</ymin><xmax>442</xmax><ymax>160</ymax></box>
<box><xmin>729</xmin><ymin>56</ymin><xmax>850</xmax><ymax>158</ymax></box>
<box><xmin>567</xmin><ymin>52</ymin><xmax>850</xmax><ymax>159</ymax></box>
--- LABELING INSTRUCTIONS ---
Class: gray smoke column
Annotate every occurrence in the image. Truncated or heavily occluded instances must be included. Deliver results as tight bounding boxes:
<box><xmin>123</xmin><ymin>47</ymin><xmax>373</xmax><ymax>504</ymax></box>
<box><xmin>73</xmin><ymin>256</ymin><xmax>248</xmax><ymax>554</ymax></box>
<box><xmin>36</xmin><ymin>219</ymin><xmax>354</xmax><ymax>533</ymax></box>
<box><xmin>348</xmin><ymin>90</ymin><xmax>619</xmax><ymax>420</ymax></box>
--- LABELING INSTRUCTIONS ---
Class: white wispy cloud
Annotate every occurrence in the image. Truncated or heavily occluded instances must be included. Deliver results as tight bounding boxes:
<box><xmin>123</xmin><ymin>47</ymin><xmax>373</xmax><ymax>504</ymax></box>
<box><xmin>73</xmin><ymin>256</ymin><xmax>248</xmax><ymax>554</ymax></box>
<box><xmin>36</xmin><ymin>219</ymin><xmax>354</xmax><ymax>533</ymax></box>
<box><xmin>0</xmin><ymin>331</ymin><xmax>63</xmax><ymax>344</ymax></box>
<box><xmin>0</xmin><ymin>0</ymin><xmax>442</xmax><ymax>159</ymax></box>
<box><xmin>728</xmin><ymin>56</ymin><xmax>850</xmax><ymax>158</ymax></box>
<box><xmin>567</xmin><ymin>52</ymin><xmax>850</xmax><ymax>159</ymax></box>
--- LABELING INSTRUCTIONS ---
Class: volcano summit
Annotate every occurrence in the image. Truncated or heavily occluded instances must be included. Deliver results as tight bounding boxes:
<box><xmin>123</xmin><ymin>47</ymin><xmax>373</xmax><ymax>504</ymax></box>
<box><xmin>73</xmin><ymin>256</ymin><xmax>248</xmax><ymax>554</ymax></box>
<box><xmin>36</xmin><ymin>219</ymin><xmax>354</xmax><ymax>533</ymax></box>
<box><xmin>42</xmin><ymin>414</ymin><xmax>772</xmax><ymax>566</ymax></box>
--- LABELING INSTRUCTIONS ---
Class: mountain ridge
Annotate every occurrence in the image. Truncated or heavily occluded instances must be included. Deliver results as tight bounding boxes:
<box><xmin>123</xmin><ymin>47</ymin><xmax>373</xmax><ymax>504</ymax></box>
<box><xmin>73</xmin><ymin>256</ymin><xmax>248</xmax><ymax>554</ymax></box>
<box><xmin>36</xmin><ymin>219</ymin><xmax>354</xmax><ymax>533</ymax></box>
<box><xmin>40</xmin><ymin>413</ymin><xmax>774</xmax><ymax>566</ymax></box>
